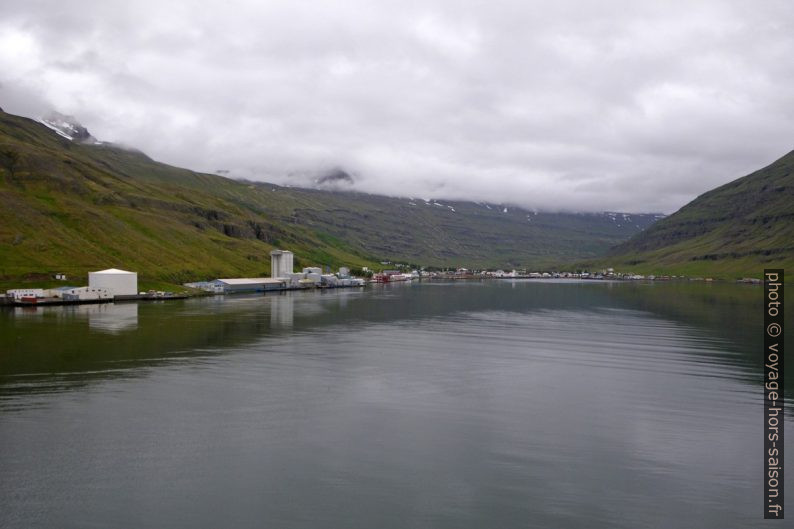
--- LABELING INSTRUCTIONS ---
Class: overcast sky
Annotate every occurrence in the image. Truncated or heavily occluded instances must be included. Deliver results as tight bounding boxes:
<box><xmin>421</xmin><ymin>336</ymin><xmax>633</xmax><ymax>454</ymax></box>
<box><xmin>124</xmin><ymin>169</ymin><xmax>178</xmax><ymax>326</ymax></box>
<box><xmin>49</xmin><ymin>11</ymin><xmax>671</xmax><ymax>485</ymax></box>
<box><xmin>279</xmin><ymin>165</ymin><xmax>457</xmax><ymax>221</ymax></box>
<box><xmin>1</xmin><ymin>0</ymin><xmax>793</xmax><ymax>213</ymax></box>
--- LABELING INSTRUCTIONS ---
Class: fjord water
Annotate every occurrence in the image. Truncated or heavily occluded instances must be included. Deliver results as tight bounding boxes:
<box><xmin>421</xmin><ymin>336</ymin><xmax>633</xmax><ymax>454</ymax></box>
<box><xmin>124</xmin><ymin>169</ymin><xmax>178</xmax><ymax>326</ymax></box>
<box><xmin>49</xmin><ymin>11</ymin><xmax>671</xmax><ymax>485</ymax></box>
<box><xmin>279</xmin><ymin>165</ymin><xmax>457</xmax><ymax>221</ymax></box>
<box><xmin>0</xmin><ymin>281</ymin><xmax>789</xmax><ymax>528</ymax></box>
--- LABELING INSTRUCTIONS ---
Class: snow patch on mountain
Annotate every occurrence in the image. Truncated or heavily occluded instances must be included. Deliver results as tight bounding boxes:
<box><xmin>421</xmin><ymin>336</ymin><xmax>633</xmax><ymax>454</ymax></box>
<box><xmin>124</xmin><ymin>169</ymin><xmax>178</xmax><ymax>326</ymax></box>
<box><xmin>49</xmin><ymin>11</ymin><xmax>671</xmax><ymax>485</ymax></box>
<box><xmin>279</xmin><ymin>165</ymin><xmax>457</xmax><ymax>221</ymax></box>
<box><xmin>38</xmin><ymin>111</ymin><xmax>99</xmax><ymax>143</ymax></box>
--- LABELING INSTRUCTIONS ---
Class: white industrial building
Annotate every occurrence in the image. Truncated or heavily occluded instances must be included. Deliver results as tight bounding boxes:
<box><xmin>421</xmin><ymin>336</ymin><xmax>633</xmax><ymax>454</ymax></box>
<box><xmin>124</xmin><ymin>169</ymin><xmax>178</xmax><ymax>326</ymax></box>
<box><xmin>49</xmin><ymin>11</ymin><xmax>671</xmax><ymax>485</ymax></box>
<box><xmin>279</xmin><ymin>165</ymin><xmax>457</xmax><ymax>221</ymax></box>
<box><xmin>212</xmin><ymin>278</ymin><xmax>286</xmax><ymax>293</ymax></box>
<box><xmin>6</xmin><ymin>288</ymin><xmax>44</xmax><ymax>300</ymax></box>
<box><xmin>183</xmin><ymin>280</ymin><xmax>226</xmax><ymax>294</ymax></box>
<box><xmin>88</xmin><ymin>268</ymin><xmax>138</xmax><ymax>296</ymax></box>
<box><xmin>61</xmin><ymin>286</ymin><xmax>112</xmax><ymax>301</ymax></box>
<box><xmin>321</xmin><ymin>274</ymin><xmax>338</xmax><ymax>286</ymax></box>
<box><xmin>299</xmin><ymin>267</ymin><xmax>321</xmax><ymax>284</ymax></box>
<box><xmin>283</xmin><ymin>273</ymin><xmax>306</xmax><ymax>288</ymax></box>
<box><xmin>181</xmin><ymin>247</ymin><xmax>366</xmax><ymax>295</ymax></box>
<box><xmin>270</xmin><ymin>250</ymin><xmax>294</xmax><ymax>279</ymax></box>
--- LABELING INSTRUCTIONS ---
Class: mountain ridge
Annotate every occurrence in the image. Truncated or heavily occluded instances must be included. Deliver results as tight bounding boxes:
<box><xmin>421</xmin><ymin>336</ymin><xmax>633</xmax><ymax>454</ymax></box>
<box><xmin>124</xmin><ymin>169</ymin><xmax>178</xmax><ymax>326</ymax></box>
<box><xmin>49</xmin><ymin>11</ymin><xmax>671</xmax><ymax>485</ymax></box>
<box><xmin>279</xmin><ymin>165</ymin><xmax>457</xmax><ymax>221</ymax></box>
<box><xmin>0</xmin><ymin>108</ymin><xmax>660</xmax><ymax>286</ymax></box>
<box><xmin>603</xmin><ymin>149</ymin><xmax>794</xmax><ymax>278</ymax></box>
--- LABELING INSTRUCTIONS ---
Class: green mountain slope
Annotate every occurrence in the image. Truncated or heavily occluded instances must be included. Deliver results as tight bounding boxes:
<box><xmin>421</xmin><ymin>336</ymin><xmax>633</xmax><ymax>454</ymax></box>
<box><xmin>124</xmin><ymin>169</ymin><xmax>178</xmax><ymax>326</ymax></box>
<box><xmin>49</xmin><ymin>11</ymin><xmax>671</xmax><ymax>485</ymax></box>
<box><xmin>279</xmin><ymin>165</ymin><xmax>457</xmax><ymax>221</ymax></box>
<box><xmin>0</xmin><ymin>109</ymin><xmax>659</xmax><ymax>286</ymax></box>
<box><xmin>263</xmin><ymin>187</ymin><xmax>661</xmax><ymax>268</ymax></box>
<box><xmin>0</xmin><ymin>111</ymin><xmax>375</xmax><ymax>286</ymax></box>
<box><xmin>605</xmin><ymin>150</ymin><xmax>794</xmax><ymax>278</ymax></box>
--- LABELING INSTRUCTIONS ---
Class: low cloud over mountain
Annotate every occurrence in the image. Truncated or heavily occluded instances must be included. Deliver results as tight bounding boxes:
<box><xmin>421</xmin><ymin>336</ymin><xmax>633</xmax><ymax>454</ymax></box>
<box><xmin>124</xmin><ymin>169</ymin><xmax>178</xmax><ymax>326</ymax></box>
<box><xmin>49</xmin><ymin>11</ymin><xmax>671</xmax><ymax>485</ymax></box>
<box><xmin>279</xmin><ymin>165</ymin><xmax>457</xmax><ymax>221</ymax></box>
<box><xmin>1</xmin><ymin>0</ymin><xmax>793</xmax><ymax>213</ymax></box>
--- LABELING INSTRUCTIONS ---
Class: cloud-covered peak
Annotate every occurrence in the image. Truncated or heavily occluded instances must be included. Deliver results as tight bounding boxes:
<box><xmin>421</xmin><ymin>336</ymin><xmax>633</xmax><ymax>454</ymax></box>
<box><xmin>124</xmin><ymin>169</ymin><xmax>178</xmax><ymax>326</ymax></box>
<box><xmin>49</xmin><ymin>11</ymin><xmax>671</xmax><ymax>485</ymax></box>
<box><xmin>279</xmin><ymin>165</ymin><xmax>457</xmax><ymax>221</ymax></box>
<box><xmin>39</xmin><ymin>111</ymin><xmax>95</xmax><ymax>142</ymax></box>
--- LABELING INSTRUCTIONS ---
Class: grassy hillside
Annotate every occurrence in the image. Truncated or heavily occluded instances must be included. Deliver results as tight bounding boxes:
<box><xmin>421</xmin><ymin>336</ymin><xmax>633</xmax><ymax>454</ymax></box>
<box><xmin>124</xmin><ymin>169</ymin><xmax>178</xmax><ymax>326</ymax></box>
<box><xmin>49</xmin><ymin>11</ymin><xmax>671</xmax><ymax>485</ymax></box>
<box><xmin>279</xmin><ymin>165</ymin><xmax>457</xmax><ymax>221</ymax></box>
<box><xmin>0</xmin><ymin>109</ymin><xmax>659</xmax><ymax>287</ymax></box>
<box><xmin>0</xmin><ymin>111</ymin><xmax>376</xmax><ymax>288</ymax></box>
<box><xmin>602</xmin><ymin>150</ymin><xmax>794</xmax><ymax>279</ymax></box>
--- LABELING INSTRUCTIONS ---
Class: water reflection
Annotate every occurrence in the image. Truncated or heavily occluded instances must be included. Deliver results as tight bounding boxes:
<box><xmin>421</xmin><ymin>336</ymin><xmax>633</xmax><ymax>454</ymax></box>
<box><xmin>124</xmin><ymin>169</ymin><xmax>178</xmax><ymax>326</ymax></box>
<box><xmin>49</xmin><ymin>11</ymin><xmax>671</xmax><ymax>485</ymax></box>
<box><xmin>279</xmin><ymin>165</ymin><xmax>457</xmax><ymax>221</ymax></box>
<box><xmin>88</xmin><ymin>303</ymin><xmax>139</xmax><ymax>334</ymax></box>
<box><xmin>269</xmin><ymin>292</ymin><xmax>294</xmax><ymax>329</ymax></box>
<box><xmin>11</xmin><ymin>302</ymin><xmax>139</xmax><ymax>334</ymax></box>
<box><xmin>0</xmin><ymin>281</ymin><xmax>789</xmax><ymax>529</ymax></box>
<box><xmin>0</xmin><ymin>281</ymin><xmax>785</xmax><ymax>398</ymax></box>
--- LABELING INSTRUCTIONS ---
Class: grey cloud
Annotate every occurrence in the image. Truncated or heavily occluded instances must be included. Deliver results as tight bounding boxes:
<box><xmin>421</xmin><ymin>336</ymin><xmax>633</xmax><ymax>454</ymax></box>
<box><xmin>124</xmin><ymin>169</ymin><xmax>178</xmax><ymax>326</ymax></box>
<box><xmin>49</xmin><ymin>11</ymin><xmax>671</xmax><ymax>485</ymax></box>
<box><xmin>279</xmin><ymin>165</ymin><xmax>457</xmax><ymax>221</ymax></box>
<box><xmin>1</xmin><ymin>0</ymin><xmax>793</xmax><ymax>213</ymax></box>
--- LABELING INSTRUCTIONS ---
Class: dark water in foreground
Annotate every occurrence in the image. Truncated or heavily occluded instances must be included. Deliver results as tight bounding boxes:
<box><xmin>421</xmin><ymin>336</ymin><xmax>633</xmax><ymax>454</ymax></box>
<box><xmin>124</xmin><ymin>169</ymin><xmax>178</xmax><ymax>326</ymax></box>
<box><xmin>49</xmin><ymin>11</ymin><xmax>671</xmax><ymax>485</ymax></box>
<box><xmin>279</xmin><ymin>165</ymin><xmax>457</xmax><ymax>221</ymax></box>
<box><xmin>0</xmin><ymin>280</ymin><xmax>790</xmax><ymax>528</ymax></box>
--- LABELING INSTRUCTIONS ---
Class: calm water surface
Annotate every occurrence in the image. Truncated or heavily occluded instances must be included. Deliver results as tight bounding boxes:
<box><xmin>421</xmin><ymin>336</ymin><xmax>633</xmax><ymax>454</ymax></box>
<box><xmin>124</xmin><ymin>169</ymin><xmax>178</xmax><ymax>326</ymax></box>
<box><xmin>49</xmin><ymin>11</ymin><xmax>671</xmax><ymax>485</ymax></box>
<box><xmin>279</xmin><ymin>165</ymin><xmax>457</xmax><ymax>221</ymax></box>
<box><xmin>0</xmin><ymin>280</ymin><xmax>790</xmax><ymax>528</ymax></box>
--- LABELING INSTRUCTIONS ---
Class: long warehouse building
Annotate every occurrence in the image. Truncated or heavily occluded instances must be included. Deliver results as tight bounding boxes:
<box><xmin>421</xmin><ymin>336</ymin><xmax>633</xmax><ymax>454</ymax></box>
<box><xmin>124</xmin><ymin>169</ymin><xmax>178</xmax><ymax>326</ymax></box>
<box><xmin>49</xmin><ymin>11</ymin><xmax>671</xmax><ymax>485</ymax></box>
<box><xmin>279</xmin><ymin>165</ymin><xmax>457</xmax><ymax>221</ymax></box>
<box><xmin>212</xmin><ymin>278</ymin><xmax>286</xmax><ymax>293</ymax></box>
